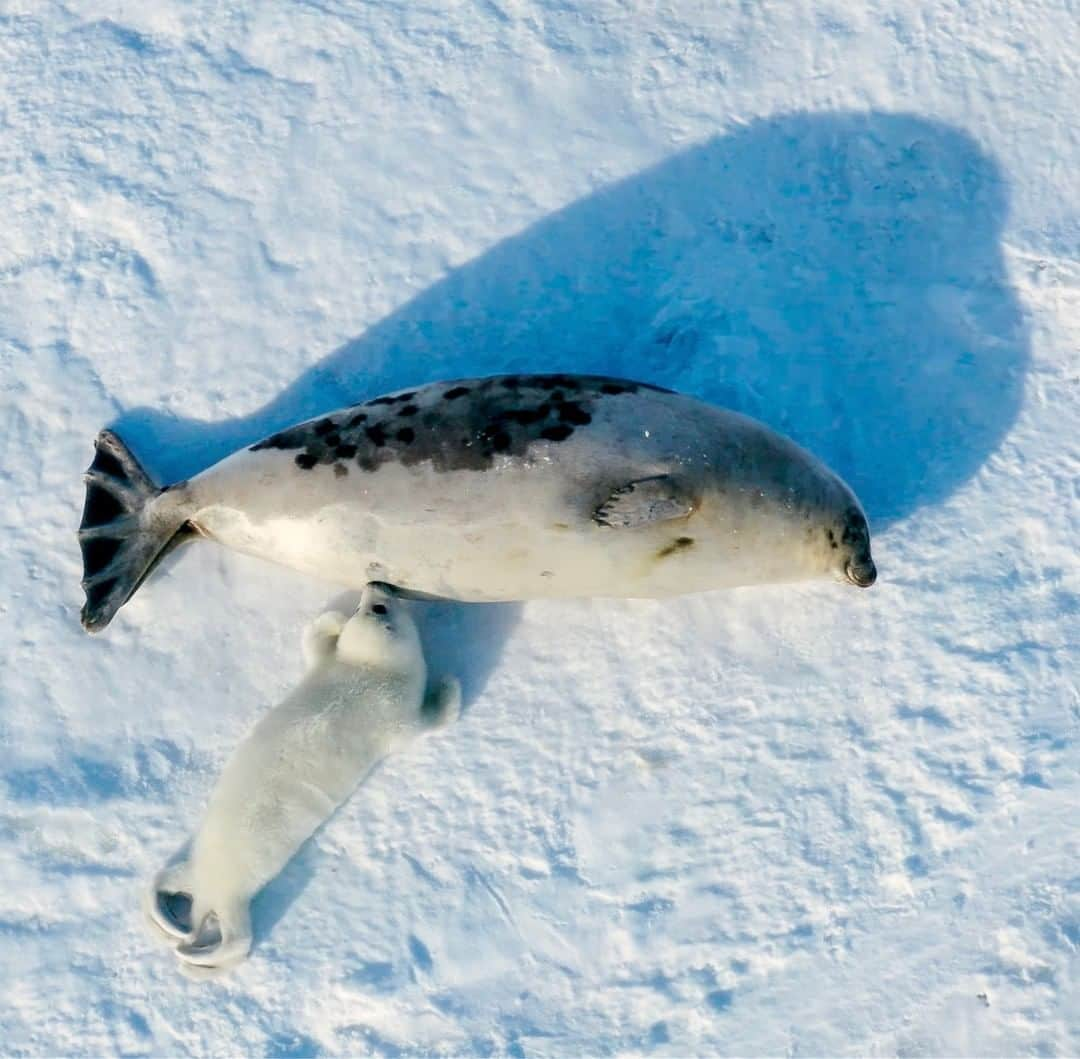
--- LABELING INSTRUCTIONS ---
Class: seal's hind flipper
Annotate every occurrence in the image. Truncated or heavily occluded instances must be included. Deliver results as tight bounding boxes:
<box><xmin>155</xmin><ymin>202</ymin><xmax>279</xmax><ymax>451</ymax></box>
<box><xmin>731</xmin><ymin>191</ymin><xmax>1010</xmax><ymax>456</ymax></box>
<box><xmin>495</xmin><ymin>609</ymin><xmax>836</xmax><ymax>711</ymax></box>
<box><xmin>78</xmin><ymin>430</ymin><xmax>194</xmax><ymax>633</ymax></box>
<box><xmin>593</xmin><ymin>475</ymin><xmax>697</xmax><ymax>528</ymax></box>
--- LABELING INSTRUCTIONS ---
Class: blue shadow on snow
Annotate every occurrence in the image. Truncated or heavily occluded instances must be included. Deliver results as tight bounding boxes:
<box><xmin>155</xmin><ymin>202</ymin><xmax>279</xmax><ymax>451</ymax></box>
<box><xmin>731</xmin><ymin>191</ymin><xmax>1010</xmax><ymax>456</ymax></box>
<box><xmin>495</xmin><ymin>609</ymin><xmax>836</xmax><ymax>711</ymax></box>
<box><xmin>113</xmin><ymin>109</ymin><xmax>1028</xmax><ymax>529</ymax></box>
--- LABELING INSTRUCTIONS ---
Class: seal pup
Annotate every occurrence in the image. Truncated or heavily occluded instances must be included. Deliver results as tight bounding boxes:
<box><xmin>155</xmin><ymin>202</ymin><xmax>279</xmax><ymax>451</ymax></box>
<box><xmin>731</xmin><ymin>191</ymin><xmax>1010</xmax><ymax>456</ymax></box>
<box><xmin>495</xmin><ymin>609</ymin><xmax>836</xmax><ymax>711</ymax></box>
<box><xmin>79</xmin><ymin>375</ymin><xmax>876</xmax><ymax>631</ymax></box>
<box><xmin>144</xmin><ymin>583</ymin><xmax>460</xmax><ymax>978</ymax></box>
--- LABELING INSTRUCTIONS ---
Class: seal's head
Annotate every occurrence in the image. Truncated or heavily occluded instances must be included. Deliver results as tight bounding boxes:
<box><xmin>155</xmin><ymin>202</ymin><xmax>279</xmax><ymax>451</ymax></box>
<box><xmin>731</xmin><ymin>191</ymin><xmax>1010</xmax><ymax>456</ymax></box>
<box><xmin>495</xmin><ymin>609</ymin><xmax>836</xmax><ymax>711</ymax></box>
<box><xmin>831</xmin><ymin>505</ymin><xmax>877</xmax><ymax>588</ymax></box>
<box><xmin>334</xmin><ymin>582</ymin><xmax>424</xmax><ymax>671</ymax></box>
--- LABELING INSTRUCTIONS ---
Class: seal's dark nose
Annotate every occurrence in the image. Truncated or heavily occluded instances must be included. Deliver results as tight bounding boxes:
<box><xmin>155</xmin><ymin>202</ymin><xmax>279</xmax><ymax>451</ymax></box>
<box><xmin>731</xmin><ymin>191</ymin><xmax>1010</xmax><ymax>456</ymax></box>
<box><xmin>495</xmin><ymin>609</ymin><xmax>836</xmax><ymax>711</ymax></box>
<box><xmin>845</xmin><ymin>559</ymin><xmax>877</xmax><ymax>588</ymax></box>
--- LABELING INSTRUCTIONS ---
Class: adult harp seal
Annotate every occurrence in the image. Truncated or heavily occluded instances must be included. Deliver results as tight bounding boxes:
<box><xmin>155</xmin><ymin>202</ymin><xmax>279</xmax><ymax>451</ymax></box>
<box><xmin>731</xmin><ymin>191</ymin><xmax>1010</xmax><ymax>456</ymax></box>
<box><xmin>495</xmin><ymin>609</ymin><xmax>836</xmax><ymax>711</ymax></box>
<box><xmin>78</xmin><ymin>374</ymin><xmax>875</xmax><ymax>631</ymax></box>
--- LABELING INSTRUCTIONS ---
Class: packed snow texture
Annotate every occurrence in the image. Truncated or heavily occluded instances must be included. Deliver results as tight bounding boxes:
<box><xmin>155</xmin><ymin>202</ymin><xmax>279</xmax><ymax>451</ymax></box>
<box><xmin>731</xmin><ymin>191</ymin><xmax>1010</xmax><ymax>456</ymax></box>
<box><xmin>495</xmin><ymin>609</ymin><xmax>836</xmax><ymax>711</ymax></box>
<box><xmin>1</xmin><ymin>0</ymin><xmax>1078</xmax><ymax>1055</ymax></box>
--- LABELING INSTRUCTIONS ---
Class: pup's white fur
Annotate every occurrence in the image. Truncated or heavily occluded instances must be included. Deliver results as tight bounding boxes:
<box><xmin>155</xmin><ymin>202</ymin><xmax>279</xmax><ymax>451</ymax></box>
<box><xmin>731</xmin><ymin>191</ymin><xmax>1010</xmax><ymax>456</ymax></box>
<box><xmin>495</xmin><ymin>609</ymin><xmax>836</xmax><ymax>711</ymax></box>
<box><xmin>144</xmin><ymin>584</ymin><xmax>459</xmax><ymax>978</ymax></box>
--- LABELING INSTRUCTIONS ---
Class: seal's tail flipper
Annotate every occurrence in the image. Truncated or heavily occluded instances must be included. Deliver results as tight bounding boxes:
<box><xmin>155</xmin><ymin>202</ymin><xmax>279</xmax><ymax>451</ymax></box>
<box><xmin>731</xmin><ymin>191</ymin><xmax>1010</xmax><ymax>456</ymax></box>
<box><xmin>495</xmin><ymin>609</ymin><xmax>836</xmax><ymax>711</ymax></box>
<box><xmin>78</xmin><ymin>429</ymin><xmax>194</xmax><ymax>633</ymax></box>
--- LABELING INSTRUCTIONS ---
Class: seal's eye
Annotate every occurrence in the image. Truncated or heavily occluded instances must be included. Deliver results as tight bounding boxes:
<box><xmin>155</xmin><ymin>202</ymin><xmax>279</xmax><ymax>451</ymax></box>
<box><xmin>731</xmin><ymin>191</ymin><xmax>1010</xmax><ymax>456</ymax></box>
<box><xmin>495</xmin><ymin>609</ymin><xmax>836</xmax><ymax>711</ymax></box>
<box><xmin>371</xmin><ymin>603</ymin><xmax>388</xmax><ymax>615</ymax></box>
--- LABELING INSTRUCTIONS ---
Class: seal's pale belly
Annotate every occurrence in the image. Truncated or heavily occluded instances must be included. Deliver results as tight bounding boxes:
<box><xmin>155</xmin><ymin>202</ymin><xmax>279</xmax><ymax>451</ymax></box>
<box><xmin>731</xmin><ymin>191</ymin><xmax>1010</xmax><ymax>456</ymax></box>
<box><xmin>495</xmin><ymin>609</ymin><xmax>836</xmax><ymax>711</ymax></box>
<box><xmin>191</xmin><ymin>458</ymin><xmax>676</xmax><ymax>599</ymax></box>
<box><xmin>198</xmin><ymin>503</ymin><xmax>678</xmax><ymax>599</ymax></box>
<box><xmin>189</xmin><ymin>414</ymin><xmax>843</xmax><ymax>599</ymax></box>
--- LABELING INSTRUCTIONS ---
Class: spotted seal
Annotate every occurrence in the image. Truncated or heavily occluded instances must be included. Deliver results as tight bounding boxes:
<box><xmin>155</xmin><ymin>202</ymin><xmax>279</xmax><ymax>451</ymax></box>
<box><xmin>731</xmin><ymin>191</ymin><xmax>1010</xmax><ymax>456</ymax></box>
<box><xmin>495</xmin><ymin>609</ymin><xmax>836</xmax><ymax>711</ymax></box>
<box><xmin>78</xmin><ymin>374</ymin><xmax>876</xmax><ymax>631</ymax></box>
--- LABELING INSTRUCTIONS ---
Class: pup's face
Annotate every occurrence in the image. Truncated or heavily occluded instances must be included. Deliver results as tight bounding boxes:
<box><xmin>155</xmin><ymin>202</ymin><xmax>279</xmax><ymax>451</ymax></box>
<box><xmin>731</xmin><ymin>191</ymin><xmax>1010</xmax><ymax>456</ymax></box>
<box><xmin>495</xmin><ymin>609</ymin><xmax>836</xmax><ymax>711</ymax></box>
<box><xmin>333</xmin><ymin>583</ymin><xmax>423</xmax><ymax>670</ymax></box>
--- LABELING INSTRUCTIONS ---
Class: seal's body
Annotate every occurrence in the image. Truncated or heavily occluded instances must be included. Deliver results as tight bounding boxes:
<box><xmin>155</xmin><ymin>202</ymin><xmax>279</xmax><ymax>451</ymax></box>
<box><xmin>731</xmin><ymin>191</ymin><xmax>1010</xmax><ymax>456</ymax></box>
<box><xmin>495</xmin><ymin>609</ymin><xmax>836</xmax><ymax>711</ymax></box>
<box><xmin>80</xmin><ymin>375</ymin><xmax>876</xmax><ymax>631</ymax></box>
<box><xmin>144</xmin><ymin>584</ymin><xmax>460</xmax><ymax>978</ymax></box>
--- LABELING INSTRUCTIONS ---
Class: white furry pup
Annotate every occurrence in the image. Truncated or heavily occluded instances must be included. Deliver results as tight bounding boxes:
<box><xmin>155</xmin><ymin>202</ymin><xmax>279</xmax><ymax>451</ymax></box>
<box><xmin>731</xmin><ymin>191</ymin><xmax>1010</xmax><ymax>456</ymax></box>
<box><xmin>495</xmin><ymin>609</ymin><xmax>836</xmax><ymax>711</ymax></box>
<box><xmin>144</xmin><ymin>583</ymin><xmax>460</xmax><ymax>978</ymax></box>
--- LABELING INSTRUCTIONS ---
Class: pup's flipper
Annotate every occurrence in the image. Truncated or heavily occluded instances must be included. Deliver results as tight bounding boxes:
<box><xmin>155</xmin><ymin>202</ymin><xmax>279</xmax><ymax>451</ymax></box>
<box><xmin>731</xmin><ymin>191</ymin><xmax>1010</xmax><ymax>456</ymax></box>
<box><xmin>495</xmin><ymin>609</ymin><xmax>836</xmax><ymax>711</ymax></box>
<box><xmin>301</xmin><ymin>610</ymin><xmax>348</xmax><ymax>669</ymax></box>
<box><xmin>174</xmin><ymin>901</ymin><xmax>253</xmax><ymax>980</ymax></box>
<box><xmin>143</xmin><ymin>861</ymin><xmax>196</xmax><ymax>946</ymax></box>
<box><xmin>422</xmin><ymin>676</ymin><xmax>462</xmax><ymax>728</ymax></box>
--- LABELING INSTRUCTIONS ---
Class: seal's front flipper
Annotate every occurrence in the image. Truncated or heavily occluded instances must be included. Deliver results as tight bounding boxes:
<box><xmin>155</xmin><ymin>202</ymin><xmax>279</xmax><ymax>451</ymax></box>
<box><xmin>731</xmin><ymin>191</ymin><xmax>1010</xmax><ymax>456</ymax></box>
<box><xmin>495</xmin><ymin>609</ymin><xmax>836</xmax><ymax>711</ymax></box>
<box><xmin>422</xmin><ymin>676</ymin><xmax>462</xmax><ymax>728</ymax></box>
<box><xmin>593</xmin><ymin>475</ymin><xmax>697</xmax><ymax>528</ymax></box>
<box><xmin>78</xmin><ymin>430</ymin><xmax>194</xmax><ymax>633</ymax></box>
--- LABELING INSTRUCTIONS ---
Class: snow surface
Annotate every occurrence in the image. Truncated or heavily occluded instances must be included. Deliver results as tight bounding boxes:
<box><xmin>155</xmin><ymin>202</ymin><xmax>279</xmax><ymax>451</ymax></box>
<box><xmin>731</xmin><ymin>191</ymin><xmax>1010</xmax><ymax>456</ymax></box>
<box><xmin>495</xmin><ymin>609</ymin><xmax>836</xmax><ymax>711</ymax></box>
<box><xmin>1</xmin><ymin>0</ymin><xmax>1078</xmax><ymax>1054</ymax></box>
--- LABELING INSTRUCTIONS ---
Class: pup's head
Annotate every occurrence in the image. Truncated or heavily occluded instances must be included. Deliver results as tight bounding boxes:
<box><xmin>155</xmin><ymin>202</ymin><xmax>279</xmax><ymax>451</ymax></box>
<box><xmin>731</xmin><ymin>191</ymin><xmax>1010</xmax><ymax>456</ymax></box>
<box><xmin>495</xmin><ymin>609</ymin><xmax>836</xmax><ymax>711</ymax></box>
<box><xmin>333</xmin><ymin>583</ymin><xmax>423</xmax><ymax>671</ymax></box>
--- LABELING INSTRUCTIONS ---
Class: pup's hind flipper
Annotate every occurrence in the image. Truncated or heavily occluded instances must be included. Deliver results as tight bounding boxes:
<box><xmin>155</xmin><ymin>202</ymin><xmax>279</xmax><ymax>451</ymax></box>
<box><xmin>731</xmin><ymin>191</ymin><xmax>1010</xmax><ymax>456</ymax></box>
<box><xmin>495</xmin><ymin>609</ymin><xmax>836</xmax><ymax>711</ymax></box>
<box><xmin>422</xmin><ymin>676</ymin><xmax>462</xmax><ymax>729</ymax></box>
<box><xmin>143</xmin><ymin>861</ymin><xmax>196</xmax><ymax>946</ymax></box>
<box><xmin>176</xmin><ymin>957</ymin><xmax>233</xmax><ymax>982</ymax></box>
<box><xmin>174</xmin><ymin>901</ymin><xmax>253</xmax><ymax>979</ymax></box>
